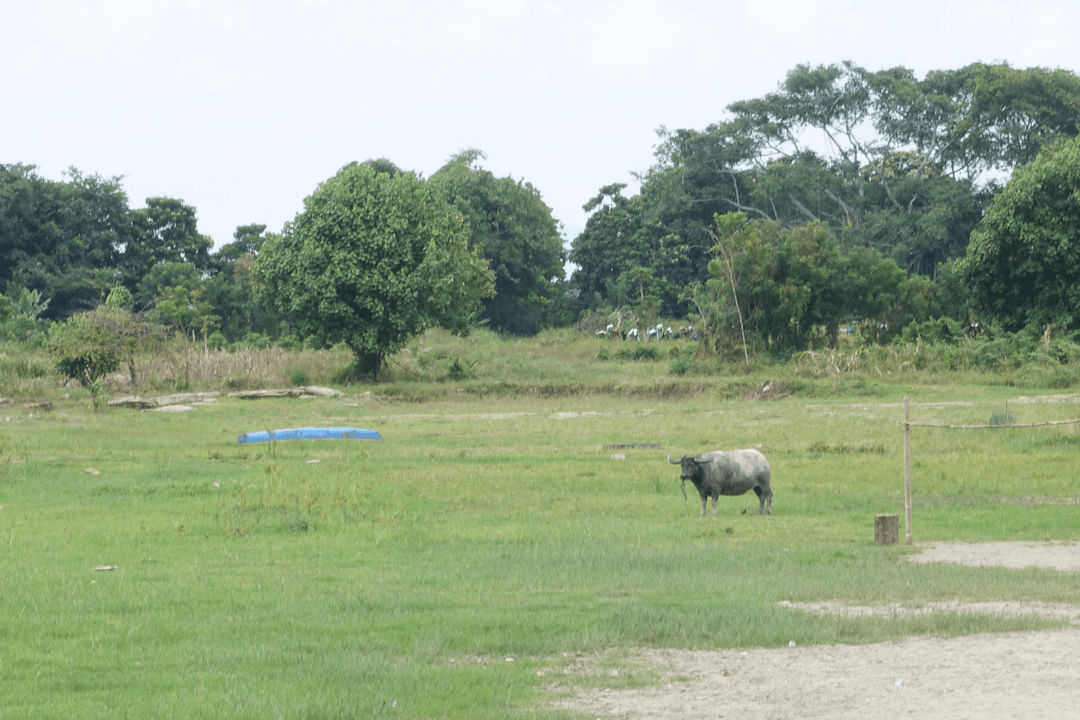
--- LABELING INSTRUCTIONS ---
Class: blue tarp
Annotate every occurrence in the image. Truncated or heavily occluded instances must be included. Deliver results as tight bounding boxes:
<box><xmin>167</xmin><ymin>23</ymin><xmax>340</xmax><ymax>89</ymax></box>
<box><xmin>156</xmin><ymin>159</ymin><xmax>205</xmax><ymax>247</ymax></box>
<box><xmin>237</xmin><ymin>426</ymin><xmax>382</xmax><ymax>443</ymax></box>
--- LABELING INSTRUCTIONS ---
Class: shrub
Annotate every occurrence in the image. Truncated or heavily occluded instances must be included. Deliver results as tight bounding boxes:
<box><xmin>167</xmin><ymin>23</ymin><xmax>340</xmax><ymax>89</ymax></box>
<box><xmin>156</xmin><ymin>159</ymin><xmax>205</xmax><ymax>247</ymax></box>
<box><xmin>207</xmin><ymin>331</ymin><xmax>228</xmax><ymax>350</ymax></box>
<box><xmin>668</xmin><ymin>356</ymin><xmax>697</xmax><ymax>376</ymax></box>
<box><xmin>48</xmin><ymin>313</ymin><xmax>124</xmax><ymax>408</ymax></box>
<box><xmin>446</xmin><ymin>356</ymin><xmax>475</xmax><ymax>381</ymax></box>
<box><xmin>901</xmin><ymin>317</ymin><xmax>967</xmax><ymax>344</ymax></box>
<box><xmin>616</xmin><ymin>344</ymin><xmax>660</xmax><ymax>361</ymax></box>
<box><xmin>277</xmin><ymin>334</ymin><xmax>303</xmax><ymax>351</ymax></box>
<box><xmin>224</xmin><ymin>372</ymin><xmax>254</xmax><ymax>391</ymax></box>
<box><xmin>243</xmin><ymin>332</ymin><xmax>272</xmax><ymax>349</ymax></box>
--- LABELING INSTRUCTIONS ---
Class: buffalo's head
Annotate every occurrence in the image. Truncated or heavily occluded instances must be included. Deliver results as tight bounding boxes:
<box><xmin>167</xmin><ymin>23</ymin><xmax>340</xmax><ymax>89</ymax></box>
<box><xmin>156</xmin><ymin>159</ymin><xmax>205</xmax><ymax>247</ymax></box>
<box><xmin>668</xmin><ymin>454</ymin><xmax>705</xmax><ymax>481</ymax></box>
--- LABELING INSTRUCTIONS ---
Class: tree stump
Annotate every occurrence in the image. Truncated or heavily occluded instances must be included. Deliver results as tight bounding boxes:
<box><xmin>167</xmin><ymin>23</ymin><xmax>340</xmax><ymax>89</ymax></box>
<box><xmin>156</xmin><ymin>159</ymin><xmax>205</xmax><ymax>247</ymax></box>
<box><xmin>875</xmin><ymin>514</ymin><xmax>899</xmax><ymax>545</ymax></box>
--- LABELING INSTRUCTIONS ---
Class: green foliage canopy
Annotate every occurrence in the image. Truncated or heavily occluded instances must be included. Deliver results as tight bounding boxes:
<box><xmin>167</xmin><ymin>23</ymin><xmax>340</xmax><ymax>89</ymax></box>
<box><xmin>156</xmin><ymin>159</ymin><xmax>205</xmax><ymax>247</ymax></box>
<box><xmin>702</xmin><ymin>213</ymin><xmax>935</xmax><ymax>355</ymax></box>
<box><xmin>430</xmin><ymin>150</ymin><xmax>566</xmax><ymax>335</ymax></box>
<box><xmin>204</xmin><ymin>224</ymin><xmax>281</xmax><ymax>343</ymax></box>
<box><xmin>122</xmin><ymin>197</ymin><xmax>213</xmax><ymax>288</ymax></box>
<box><xmin>571</xmin><ymin>61</ymin><xmax>1080</xmax><ymax>317</ymax></box>
<box><xmin>1</xmin><ymin>287</ymin><xmax>51</xmax><ymax>342</ymax></box>
<box><xmin>0</xmin><ymin>165</ymin><xmax>128</xmax><ymax>318</ymax></box>
<box><xmin>961</xmin><ymin>135</ymin><xmax>1080</xmax><ymax>332</ymax></box>
<box><xmin>48</xmin><ymin>310</ymin><xmax>123</xmax><ymax>389</ymax></box>
<box><xmin>254</xmin><ymin>161</ymin><xmax>494</xmax><ymax>377</ymax></box>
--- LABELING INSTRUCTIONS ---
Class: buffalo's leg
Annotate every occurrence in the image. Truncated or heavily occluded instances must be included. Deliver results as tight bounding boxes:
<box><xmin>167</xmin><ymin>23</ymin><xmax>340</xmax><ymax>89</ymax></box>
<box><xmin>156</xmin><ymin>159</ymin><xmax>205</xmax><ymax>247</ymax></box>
<box><xmin>754</xmin><ymin>486</ymin><xmax>773</xmax><ymax>515</ymax></box>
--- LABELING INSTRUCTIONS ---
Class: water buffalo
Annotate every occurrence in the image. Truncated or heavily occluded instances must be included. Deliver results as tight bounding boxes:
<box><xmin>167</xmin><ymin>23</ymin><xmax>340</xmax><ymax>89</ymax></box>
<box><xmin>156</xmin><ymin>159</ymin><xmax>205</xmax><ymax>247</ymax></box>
<box><xmin>668</xmin><ymin>449</ymin><xmax>773</xmax><ymax>516</ymax></box>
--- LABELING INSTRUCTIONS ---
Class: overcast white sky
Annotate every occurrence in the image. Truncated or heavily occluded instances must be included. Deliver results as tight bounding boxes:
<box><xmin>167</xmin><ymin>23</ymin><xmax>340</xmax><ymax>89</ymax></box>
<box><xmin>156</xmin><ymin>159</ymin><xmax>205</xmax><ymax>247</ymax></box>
<box><xmin>6</xmin><ymin>0</ymin><xmax>1080</xmax><ymax>250</ymax></box>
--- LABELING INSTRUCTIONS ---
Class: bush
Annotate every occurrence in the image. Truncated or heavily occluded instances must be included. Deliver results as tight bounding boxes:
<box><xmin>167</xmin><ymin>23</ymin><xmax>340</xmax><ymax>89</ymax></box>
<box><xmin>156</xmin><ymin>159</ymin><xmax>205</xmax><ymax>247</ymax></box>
<box><xmin>224</xmin><ymin>372</ymin><xmax>254</xmax><ymax>391</ymax></box>
<box><xmin>49</xmin><ymin>316</ymin><xmax>122</xmax><ymax>387</ymax></box>
<box><xmin>277</xmin><ymin>334</ymin><xmax>303</xmax><ymax>351</ymax></box>
<box><xmin>243</xmin><ymin>332</ymin><xmax>272</xmax><ymax>349</ymax></box>
<box><xmin>901</xmin><ymin>317</ymin><xmax>967</xmax><ymax>344</ymax></box>
<box><xmin>445</xmin><ymin>356</ymin><xmax>475</xmax><ymax>381</ymax></box>
<box><xmin>668</xmin><ymin>356</ymin><xmax>698</xmax><ymax>376</ymax></box>
<box><xmin>207</xmin><ymin>331</ymin><xmax>228</xmax><ymax>350</ymax></box>
<box><xmin>616</xmin><ymin>344</ymin><xmax>660</xmax><ymax>361</ymax></box>
<box><xmin>48</xmin><ymin>313</ymin><xmax>124</xmax><ymax>408</ymax></box>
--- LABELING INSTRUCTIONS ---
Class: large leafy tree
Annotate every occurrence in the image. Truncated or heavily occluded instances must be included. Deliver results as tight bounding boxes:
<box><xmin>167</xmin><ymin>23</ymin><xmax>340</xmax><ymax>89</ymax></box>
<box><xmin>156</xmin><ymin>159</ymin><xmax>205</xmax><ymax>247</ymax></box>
<box><xmin>569</xmin><ymin>183</ymin><xmax>698</xmax><ymax>318</ymax></box>
<box><xmin>872</xmin><ymin>62</ymin><xmax>1080</xmax><ymax>178</ymax></box>
<box><xmin>845</xmin><ymin>153</ymin><xmax>983</xmax><ymax>276</ymax></box>
<box><xmin>122</xmin><ymin>197</ymin><xmax>213</xmax><ymax>289</ymax></box>
<box><xmin>568</xmin><ymin>184</ymin><xmax>643</xmax><ymax>308</ymax></box>
<box><xmin>253</xmin><ymin>161</ymin><xmax>494</xmax><ymax>377</ymax></box>
<box><xmin>135</xmin><ymin>261</ymin><xmax>216</xmax><ymax>336</ymax></box>
<box><xmin>430</xmin><ymin>151</ymin><xmax>565</xmax><ymax>335</ymax></box>
<box><xmin>0</xmin><ymin>165</ymin><xmax>129</xmax><ymax>318</ymax></box>
<box><xmin>701</xmin><ymin>213</ymin><xmax>932</xmax><ymax>355</ymax></box>
<box><xmin>961</xmin><ymin>135</ymin><xmax>1080</xmax><ymax>332</ymax></box>
<box><xmin>204</xmin><ymin>224</ymin><xmax>280</xmax><ymax>342</ymax></box>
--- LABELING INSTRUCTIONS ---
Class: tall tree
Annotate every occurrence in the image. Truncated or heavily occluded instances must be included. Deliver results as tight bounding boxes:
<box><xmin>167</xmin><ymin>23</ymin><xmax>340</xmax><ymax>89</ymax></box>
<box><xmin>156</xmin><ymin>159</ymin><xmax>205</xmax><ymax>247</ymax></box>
<box><xmin>961</xmin><ymin>135</ymin><xmax>1080</xmax><ymax>332</ymax></box>
<box><xmin>0</xmin><ymin>165</ymin><xmax>129</xmax><ymax>318</ymax></box>
<box><xmin>703</xmin><ymin>214</ymin><xmax>931</xmax><ymax>355</ymax></box>
<box><xmin>872</xmin><ymin>63</ymin><xmax>1080</xmax><ymax>179</ymax></box>
<box><xmin>205</xmin><ymin>224</ymin><xmax>279</xmax><ymax>342</ymax></box>
<box><xmin>845</xmin><ymin>154</ymin><xmax>982</xmax><ymax>275</ymax></box>
<box><xmin>254</xmin><ymin>161</ymin><xmax>494</xmax><ymax>377</ymax></box>
<box><xmin>430</xmin><ymin>150</ymin><xmax>565</xmax><ymax>335</ymax></box>
<box><xmin>569</xmin><ymin>184</ymin><xmax>643</xmax><ymax>309</ymax></box>
<box><xmin>122</xmin><ymin>197</ymin><xmax>212</xmax><ymax>289</ymax></box>
<box><xmin>135</xmin><ymin>261</ymin><xmax>215</xmax><ymax>336</ymax></box>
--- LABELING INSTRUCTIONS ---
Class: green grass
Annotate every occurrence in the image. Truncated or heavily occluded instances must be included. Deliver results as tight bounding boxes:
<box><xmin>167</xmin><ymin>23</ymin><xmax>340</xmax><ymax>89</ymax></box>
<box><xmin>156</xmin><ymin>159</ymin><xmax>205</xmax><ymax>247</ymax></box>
<box><xmin>2</xmin><ymin>345</ymin><xmax>1080</xmax><ymax>717</ymax></box>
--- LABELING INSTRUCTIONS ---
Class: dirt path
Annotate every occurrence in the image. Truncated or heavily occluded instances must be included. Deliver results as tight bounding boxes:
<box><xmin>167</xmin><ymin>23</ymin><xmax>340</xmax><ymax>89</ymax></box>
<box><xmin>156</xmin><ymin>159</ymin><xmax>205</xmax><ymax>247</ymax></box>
<box><xmin>555</xmin><ymin>542</ymin><xmax>1080</xmax><ymax>720</ymax></box>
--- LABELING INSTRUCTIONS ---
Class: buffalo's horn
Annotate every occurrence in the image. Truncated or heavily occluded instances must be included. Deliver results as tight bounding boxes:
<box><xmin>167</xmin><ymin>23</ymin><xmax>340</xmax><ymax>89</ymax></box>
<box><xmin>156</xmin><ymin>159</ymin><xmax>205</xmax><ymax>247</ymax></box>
<box><xmin>667</xmin><ymin>455</ymin><xmax>681</xmax><ymax>464</ymax></box>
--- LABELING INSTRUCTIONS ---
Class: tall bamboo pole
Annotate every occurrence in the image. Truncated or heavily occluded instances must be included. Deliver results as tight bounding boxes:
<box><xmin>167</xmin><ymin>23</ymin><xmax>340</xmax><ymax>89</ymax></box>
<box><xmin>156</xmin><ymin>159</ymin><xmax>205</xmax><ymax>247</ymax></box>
<box><xmin>904</xmin><ymin>397</ymin><xmax>912</xmax><ymax>545</ymax></box>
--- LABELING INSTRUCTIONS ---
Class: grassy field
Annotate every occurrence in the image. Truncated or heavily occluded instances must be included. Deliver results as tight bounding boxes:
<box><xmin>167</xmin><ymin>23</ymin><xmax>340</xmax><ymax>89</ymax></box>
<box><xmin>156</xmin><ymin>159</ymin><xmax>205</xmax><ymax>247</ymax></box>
<box><xmin>2</xmin><ymin>335</ymin><xmax>1080</xmax><ymax>718</ymax></box>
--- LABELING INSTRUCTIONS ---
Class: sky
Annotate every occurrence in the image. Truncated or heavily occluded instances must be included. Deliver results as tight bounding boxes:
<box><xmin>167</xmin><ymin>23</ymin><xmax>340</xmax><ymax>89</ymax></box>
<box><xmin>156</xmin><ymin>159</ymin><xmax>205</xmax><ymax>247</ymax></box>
<box><xmin>7</xmin><ymin>0</ymin><xmax>1080</xmax><ymax>252</ymax></box>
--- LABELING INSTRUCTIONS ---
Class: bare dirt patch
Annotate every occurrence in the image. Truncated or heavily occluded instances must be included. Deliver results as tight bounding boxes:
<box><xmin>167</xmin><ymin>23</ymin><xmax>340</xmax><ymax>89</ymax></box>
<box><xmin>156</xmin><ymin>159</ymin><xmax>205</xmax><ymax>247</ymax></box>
<box><xmin>741</xmin><ymin>380</ymin><xmax>792</xmax><ymax>401</ymax></box>
<box><xmin>778</xmin><ymin>599</ymin><xmax>1080</xmax><ymax>624</ymax></box>
<box><xmin>556</xmin><ymin>631</ymin><xmax>1080</xmax><ymax>720</ymax></box>
<box><xmin>551</xmin><ymin>411</ymin><xmax>604</xmax><ymax>420</ymax></box>
<box><xmin>555</xmin><ymin>542</ymin><xmax>1080</xmax><ymax>719</ymax></box>
<box><xmin>910</xmin><ymin>541</ymin><xmax>1080</xmax><ymax>571</ymax></box>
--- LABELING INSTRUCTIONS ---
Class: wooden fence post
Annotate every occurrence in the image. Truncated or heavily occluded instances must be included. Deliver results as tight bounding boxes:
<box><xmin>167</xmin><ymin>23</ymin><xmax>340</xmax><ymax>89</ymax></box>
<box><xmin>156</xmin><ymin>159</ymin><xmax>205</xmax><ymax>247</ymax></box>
<box><xmin>875</xmin><ymin>514</ymin><xmax>899</xmax><ymax>545</ymax></box>
<box><xmin>904</xmin><ymin>397</ymin><xmax>912</xmax><ymax>545</ymax></box>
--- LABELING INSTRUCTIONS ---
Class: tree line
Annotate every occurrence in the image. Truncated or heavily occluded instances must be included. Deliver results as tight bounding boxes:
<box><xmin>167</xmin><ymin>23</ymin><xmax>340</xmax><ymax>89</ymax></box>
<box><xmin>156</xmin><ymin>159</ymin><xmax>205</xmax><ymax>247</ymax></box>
<box><xmin>570</xmin><ymin>61</ymin><xmax>1080</xmax><ymax>355</ymax></box>
<box><xmin>3</xmin><ymin>60</ymin><xmax>1080</xmax><ymax>381</ymax></box>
